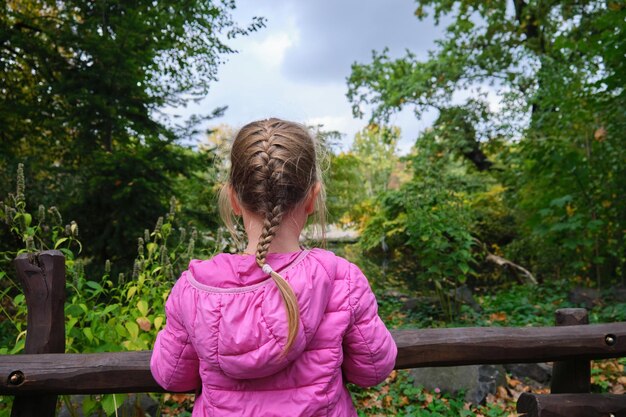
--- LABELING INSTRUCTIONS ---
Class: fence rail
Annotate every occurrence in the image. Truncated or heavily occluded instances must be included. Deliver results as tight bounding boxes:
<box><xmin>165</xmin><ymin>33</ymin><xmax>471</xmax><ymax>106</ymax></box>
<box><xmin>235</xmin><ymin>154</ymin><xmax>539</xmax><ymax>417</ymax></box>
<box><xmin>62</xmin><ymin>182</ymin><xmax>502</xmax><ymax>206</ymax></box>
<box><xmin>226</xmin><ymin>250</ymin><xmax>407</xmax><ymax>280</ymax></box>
<box><xmin>3</xmin><ymin>250</ymin><xmax>626</xmax><ymax>417</ymax></box>
<box><xmin>1</xmin><ymin>323</ymin><xmax>625</xmax><ymax>396</ymax></box>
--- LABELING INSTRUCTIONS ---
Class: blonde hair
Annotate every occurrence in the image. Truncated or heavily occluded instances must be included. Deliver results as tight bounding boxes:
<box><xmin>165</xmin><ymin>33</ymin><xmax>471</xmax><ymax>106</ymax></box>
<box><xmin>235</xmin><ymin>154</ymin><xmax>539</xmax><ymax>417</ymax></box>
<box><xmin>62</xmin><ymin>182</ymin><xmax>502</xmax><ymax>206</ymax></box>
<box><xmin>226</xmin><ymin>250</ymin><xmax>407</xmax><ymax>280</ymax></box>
<box><xmin>218</xmin><ymin>118</ymin><xmax>326</xmax><ymax>353</ymax></box>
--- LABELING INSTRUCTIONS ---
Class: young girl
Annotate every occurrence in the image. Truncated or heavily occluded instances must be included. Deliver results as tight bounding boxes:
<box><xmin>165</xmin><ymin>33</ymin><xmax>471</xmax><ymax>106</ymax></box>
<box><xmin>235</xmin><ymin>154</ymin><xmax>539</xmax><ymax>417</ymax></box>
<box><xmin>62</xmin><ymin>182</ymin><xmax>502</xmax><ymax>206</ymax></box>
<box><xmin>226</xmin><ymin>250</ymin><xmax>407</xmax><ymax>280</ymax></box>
<box><xmin>150</xmin><ymin>118</ymin><xmax>397</xmax><ymax>416</ymax></box>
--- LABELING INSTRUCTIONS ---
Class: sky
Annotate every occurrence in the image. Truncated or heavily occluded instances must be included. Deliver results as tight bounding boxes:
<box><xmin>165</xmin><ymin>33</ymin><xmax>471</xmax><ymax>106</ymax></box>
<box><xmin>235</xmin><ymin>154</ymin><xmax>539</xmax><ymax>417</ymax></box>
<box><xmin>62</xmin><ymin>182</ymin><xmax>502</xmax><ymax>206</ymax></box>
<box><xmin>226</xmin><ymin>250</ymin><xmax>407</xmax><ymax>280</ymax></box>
<box><xmin>171</xmin><ymin>0</ymin><xmax>446</xmax><ymax>153</ymax></box>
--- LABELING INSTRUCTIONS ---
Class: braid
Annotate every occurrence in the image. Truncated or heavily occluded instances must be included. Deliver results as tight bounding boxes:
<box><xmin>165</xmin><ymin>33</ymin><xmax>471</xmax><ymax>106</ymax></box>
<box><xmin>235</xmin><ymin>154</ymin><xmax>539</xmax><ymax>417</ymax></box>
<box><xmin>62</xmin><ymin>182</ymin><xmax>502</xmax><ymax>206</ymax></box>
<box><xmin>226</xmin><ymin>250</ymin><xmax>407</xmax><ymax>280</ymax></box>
<box><xmin>254</xmin><ymin>129</ymin><xmax>301</xmax><ymax>354</ymax></box>
<box><xmin>256</xmin><ymin>203</ymin><xmax>301</xmax><ymax>355</ymax></box>
<box><xmin>255</xmin><ymin>204</ymin><xmax>284</xmax><ymax>267</ymax></box>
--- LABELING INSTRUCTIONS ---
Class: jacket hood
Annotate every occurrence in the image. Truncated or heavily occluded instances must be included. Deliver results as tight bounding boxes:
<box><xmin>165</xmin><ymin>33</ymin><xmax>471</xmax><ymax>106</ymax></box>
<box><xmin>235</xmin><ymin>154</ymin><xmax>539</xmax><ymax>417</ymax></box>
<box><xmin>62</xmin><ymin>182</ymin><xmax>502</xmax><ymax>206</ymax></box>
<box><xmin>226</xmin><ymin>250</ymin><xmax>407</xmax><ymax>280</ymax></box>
<box><xmin>186</xmin><ymin>249</ymin><xmax>335</xmax><ymax>380</ymax></box>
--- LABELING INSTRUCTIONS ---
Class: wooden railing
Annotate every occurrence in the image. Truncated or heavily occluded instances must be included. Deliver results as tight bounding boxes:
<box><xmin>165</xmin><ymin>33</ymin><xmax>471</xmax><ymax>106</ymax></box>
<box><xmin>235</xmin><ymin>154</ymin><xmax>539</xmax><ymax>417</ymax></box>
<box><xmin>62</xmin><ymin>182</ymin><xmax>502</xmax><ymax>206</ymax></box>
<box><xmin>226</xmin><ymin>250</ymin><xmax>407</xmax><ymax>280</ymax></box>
<box><xmin>2</xmin><ymin>251</ymin><xmax>626</xmax><ymax>417</ymax></box>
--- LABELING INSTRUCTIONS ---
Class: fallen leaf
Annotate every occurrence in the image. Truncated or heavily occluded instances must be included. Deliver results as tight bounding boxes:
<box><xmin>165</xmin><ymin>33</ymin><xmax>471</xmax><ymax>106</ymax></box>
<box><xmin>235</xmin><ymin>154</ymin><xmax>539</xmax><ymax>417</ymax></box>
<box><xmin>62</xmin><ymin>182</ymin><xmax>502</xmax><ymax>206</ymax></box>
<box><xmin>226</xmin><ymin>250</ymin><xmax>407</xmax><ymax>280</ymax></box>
<box><xmin>489</xmin><ymin>312</ymin><xmax>507</xmax><ymax>322</ymax></box>
<box><xmin>497</xmin><ymin>386</ymin><xmax>509</xmax><ymax>399</ymax></box>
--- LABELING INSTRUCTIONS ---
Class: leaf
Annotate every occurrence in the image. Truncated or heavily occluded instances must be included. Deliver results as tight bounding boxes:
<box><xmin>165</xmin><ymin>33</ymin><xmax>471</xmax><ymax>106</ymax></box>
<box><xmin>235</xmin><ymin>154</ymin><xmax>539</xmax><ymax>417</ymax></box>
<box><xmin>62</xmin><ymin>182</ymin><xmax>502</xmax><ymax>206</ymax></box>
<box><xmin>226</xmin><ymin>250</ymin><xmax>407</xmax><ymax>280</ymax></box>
<box><xmin>66</xmin><ymin>317</ymin><xmax>78</xmax><ymax>331</ymax></box>
<box><xmin>83</xmin><ymin>327</ymin><xmax>94</xmax><ymax>343</ymax></box>
<box><xmin>54</xmin><ymin>237</ymin><xmax>69</xmax><ymax>249</ymax></box>
<box><xmin>13</xmin><ymin>294</ymin><xmax>25</xmax><ymax>306</ymax></box>
<box><xmin>136</xmin><ymin>317</ymin><xmax>151</xmax><ymax>332</ymax></box>
<box><xmin>101</xmin><ymin>394</ymin><xmax>126</xmax><ymax>416</ymax></box>
<box><xmin>85</xmin><ymin>281</ymin><xmax>103</xmax><ymax>292</ymax></box>
<box><xmin>154</xmin><ymin>316</ymin><xmax>164</xmax><ymax>331</ymax></box>
<box><xmin>146</xmin><ymin>243</ymin><xmax>158</xmax><ymax>256</ymax></box>
<box><xmin>489</xmin><ymin>312</ymin><xmax>507</xmax><ymax>322</ymax></box>
<box><xmin>82</xmin><ymin>396</ymin><xmax>98</xmax><ymax>416</ymax></box>
<box><xmin>102</xmin><ymin>305</ymin><xmax>118</xmax><ymax>315</ymax></box>
<box><xmin>126</xmin><ymin>286</ymin><xmax>137</xmax><ymax>300</ymax></box>
<box><xmin>125</xmin><ymin>321</ymin><xmax>139</xmax><ymax>340</ymax></box>
<box><xmin>115</xmin><ymin>324</ymin><xmax>127</xmax><ymax>338</ymax></box>
<box><xmin>137</xmin><ymin>299</ymin><xmax>149</xmax><ymax>317</ymax></box>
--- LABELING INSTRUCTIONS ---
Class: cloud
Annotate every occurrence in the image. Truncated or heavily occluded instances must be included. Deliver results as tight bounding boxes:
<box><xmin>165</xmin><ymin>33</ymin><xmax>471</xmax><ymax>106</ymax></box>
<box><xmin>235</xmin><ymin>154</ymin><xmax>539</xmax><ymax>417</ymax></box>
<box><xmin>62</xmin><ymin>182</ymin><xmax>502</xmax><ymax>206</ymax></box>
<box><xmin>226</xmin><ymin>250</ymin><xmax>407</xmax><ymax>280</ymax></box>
<box><xmin>170</xmin><ymin>0</ymin><xmax>445</xmax><ymax>152</ymax></box>
<box><xmin>280</xmin><ymin>0</ymin><xmax>443</xmax><ymax>82</ymax></box>
<box><xmin>250</xmin><ymin>32</ymin><xmax>294</xmax><ymax>69</ymax></box>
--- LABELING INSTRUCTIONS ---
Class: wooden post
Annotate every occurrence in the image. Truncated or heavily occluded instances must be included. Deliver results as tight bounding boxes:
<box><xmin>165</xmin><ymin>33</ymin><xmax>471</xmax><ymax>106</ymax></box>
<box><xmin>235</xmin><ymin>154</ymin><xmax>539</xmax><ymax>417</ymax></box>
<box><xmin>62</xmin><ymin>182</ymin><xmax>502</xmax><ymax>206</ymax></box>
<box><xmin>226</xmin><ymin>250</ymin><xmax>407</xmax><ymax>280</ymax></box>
<box><xmin>10</xmin><ymin>250</ymin><xmax>65</xmax><ymax>417</ymax></box>
<box><xmin>517</xmin><ymin>393</ymin><xmax>626</xmax><ymax>417</ymax></box>
<box><xmin>550</xmin><ymin>308</ymin><xmax>591</xmax><ymax>393</ymax></box>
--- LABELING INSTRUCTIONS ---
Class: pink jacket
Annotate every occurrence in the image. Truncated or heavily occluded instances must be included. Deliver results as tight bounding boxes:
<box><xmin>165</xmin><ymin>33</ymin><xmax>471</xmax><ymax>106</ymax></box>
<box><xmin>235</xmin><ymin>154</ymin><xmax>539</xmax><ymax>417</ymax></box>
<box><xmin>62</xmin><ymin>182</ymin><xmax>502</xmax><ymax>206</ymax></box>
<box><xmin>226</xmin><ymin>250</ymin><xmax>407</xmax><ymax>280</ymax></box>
<box><xmin>150</xmin><ymin>248</ymin><xmax>397</xmax><ymax>416</ymax></box>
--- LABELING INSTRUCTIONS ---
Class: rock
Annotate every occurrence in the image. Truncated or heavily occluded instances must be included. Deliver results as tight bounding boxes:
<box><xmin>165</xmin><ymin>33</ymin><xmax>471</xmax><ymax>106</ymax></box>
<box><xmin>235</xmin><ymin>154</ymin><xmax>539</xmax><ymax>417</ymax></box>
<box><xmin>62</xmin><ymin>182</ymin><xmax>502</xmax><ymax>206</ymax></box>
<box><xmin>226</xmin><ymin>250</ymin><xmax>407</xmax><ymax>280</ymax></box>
<box><xmin>59</xmin><ymin>393</ymin><xmax>159</xmax><ymax>417</ymax></box>
<box><xmin>409</xmin><ymin>364</ymin><xmax>506</xmax><ymax>405</ymax></box>
<box><xmin>382</xmin><ymin>290</ymin><xmax>410</xmax><ymax>300</ymax></box>
<box><xmin>504</xmin><ymin>363</ymin><xmax>552</xmax><ymax>384</ymax></box>
<box><xmin>568</xmin><ymin>287</ymin><xmax>601</xmax><ymax>309</ymax></box>
<box><xmin>449</xmin><ymin>285</ymin><xmax>482</xmax><ymax>312</ymax></box>
<box><xmin>402</xmin><ymin>296</ymin><xmax>438</xmax><ymax>312</ymax></box>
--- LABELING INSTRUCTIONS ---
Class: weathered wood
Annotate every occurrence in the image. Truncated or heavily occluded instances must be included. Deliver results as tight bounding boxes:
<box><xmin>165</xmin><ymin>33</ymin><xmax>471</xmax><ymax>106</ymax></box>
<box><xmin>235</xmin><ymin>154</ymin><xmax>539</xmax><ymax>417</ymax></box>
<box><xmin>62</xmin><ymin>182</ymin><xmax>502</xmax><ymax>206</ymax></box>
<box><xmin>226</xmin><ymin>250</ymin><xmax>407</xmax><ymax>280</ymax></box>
<box><xmin>1</xmin><ymin>322</ymin><xmax>625</xmax><ymax>394</ymax></box>
<box><xmin>517</xmin><ymin>392</ymin><xmax>626</xmax><ymax>417</ymax></box>
<box><xmin>0</xmin><ymin>351</ymin><xmax>165</xmax><ymax>394</ymax></box>
<box><xmin>551</xmin><ymin>308</ymin><xmax>591</xmax><ymax>394</ymax></box>
<box><xmin>15</xmin><ymin>250</ymin><xmax>66</xmax><ymax>354</ymax></box>
<box><xmin>393</xmin><ymin>322</ymin><xmax>626</xmax><ymax>369</ymax></box>
<box><xmin>11</xmin><ymin>251</ymin><xmax>65</xmax><ymax>417</ymax></box>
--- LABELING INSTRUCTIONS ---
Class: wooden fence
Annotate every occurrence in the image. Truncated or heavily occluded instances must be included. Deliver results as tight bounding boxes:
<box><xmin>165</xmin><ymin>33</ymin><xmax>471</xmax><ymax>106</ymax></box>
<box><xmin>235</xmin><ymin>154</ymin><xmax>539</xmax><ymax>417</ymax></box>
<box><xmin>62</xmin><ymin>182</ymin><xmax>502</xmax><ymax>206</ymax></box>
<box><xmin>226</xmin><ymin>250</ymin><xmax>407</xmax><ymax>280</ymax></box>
<box><xmin>2</xmin><ymin>250</ymin><xmax>626</xmax><ymax>417</ymax></box>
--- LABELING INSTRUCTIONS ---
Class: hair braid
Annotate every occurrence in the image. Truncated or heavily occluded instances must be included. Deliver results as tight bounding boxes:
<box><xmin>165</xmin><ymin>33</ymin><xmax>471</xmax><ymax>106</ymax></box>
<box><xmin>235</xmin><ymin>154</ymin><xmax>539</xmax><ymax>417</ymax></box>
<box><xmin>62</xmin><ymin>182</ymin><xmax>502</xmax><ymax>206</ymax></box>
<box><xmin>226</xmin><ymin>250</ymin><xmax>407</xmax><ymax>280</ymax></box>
<box><xmin>255</xmin><ymin>203</ymin><xmax>284</xmax><ymax>267</ymax></box>
<box><xmin>255</xmin><ymin>130</ymin><xmax>301</xmax><ymax>354</ymax></box>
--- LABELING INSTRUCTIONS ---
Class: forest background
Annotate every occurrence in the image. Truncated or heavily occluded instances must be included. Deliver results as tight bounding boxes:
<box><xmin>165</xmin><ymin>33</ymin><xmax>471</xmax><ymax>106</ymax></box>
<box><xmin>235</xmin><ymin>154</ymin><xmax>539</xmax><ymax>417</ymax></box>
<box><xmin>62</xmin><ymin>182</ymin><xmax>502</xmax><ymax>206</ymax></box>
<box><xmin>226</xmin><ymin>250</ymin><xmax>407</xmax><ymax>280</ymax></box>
<box><xmin>0</xmin><ymin>0</ymin><xmax>624</xmax><ymax>416</ymax></box>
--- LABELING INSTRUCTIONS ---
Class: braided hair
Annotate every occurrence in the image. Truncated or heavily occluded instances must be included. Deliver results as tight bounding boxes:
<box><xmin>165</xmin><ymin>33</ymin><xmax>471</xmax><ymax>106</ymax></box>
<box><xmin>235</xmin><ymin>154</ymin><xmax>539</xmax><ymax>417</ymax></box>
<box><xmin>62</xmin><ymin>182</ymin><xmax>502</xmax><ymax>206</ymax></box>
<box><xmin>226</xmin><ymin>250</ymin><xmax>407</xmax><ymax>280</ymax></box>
<box><xmin>220</xmin><ymin>118</ymin><xmax>322</xmax><ymax>353</ymax></box>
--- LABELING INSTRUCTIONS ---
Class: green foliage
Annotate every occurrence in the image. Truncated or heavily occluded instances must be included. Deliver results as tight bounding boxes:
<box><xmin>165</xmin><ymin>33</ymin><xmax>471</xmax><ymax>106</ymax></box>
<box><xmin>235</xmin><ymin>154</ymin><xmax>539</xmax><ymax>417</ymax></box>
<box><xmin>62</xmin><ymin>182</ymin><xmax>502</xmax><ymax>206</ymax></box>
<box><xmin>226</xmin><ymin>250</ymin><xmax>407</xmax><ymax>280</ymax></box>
<box><xmin>347</xmin><ymin>0</ymin><xmax>626</xmax><ymax>286</ymax></box>
<box><xmin>326</xmin><ymin>152</ymin><xmax>363</xmax><ymax>225</ymax></box>
<box><xmin>326</xmin><ymin>124</ymin><xmax>401</xmax><ymax>227</ymax></box>
<box><xmin>358</xmin><ymin>128</ymin><xmax>483</xmax><ymax>319</ymax></box>
<box><xmin>0</xmin><ymin>0</ymin><xmax>264</xmax><ymax>275</ymax></box>
<box><xmin>0</xmin><ymin>166</ymin><xmax>224</xmax><ymax>416</ymax></box>
<box><xmin>1</xmin><ymin>0</ymin><xmax>263</xmax><ymax>155</ymax></box>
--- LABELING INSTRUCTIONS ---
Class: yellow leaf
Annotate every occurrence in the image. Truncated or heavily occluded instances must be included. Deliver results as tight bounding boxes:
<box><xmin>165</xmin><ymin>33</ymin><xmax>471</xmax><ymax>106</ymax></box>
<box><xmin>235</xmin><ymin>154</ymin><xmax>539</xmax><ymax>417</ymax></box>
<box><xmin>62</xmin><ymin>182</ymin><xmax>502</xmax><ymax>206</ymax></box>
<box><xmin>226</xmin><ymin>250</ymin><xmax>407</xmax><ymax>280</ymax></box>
<box><xmin>154</xmin><ymin>316</ymin><xmax>164</xmax><ymax>331</ymax></box>
<box><xmin>137</xmin><ymin>299</ymin><xmax>149</xmax><ymax>316</ymax></box>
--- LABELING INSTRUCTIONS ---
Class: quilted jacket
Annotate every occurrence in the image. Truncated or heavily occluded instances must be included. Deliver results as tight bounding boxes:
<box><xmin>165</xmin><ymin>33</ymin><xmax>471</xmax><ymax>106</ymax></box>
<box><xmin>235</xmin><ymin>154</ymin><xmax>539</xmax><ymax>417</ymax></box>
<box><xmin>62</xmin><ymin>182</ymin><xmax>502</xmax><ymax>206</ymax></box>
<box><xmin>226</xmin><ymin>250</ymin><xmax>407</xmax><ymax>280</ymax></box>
<box><xmin>150</xmin><ymin>248</ymin><xmax>397</xmax><ymax>416</ymax></box>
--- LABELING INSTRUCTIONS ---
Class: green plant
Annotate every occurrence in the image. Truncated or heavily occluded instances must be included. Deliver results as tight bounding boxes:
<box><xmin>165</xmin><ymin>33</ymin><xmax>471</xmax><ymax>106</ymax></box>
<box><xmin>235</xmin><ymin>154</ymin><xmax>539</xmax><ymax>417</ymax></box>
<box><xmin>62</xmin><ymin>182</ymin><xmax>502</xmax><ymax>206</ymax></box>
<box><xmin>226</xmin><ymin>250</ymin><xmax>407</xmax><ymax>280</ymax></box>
<box><xmin>0</xmin><ymin>165</ymin><xmax>224</xmax><ymax>416</ymax></box>
<box><xmin>358</xmin><ymin>129</ymin><xmax>481</xmax><ymax>321</ymax></box>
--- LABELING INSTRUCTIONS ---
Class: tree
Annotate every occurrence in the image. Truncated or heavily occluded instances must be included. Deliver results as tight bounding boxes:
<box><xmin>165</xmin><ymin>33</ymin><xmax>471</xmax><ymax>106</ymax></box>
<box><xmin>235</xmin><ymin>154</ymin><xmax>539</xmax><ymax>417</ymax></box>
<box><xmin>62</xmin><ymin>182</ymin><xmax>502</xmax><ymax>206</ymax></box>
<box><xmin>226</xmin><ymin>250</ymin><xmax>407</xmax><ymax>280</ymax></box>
<box><xmin>347</xmin><ymin>0</ymin><xmax>625</xmax><ymax>284</ymax></box>
<box><xmin>1</xmin><ymin>1</ymin><xmax>263</xmax><ymax>156</ymax></box>
<box><xmin>326</xmin><ymin>124</ymin><xmax>401</xmax><ymax>227</ymax></box>
<box><xmin>0</xmin><ymin>0</ymin><xmax>264</xmax><ymax>268</ymax></box>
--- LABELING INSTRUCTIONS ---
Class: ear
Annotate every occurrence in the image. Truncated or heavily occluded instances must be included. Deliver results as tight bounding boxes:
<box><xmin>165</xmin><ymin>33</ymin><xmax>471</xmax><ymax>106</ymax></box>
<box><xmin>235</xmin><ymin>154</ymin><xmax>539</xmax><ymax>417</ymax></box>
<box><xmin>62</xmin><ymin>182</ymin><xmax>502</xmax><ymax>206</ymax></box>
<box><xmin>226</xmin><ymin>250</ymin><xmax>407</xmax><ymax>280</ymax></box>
<box><xmin>304</xmin><ymin>182</ymin><xmax>322</xmax><ymax>215</ymax></box>
<box><xmin>228</xmin><ymin>185</ymin><xmax>243</xmax><ymax>216</ymax></box>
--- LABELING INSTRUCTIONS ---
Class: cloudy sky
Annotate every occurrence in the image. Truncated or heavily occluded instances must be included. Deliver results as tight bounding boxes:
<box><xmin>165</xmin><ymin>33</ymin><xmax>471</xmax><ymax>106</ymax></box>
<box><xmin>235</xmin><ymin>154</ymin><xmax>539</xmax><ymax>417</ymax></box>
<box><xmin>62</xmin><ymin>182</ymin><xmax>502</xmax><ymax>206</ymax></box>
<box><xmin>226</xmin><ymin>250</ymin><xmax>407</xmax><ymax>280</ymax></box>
<box><xmin>174</xmin><ymin>0</ymin><xmax>445</xmax><ymax>153</ymax></box>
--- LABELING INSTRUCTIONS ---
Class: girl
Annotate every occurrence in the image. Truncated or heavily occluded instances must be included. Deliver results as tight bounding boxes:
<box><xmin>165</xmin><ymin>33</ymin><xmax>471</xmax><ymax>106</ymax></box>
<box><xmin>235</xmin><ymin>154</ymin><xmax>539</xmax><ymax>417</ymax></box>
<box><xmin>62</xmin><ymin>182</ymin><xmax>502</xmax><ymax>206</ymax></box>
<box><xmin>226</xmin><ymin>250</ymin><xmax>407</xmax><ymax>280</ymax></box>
<box><xmin>151</xmin><ymin>118</ymin><xmax>397</xmax><ymax>416</ymax></box>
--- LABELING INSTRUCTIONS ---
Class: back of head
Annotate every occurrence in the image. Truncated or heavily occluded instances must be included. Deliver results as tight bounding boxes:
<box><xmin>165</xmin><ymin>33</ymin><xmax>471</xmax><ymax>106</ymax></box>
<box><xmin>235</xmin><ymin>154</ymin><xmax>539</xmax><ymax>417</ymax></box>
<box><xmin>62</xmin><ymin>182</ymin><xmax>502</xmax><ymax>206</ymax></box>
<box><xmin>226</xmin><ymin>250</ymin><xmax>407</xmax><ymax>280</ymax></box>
<box><xmin>221</xmin><ymin>118</ymin><xmax>322</xmax><ymax>353</ymax></box>
<box><xmin>230</xmin><ymin>118</ymin><xmax>318</xmax><ymax>248</ymax></box>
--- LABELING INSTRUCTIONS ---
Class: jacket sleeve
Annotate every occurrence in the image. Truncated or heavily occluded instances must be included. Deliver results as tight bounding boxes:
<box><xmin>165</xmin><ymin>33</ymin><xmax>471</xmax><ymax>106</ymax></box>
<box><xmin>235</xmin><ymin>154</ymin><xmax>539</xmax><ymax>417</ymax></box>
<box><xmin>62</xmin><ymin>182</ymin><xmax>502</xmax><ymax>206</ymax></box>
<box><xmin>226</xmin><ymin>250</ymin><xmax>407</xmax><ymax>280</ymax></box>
<box><xmin>341</xmin><ymin>263</ymin><xmax>397</xmax><ymax>387</ymax></box>
<box><xmin>150</xmin><ymin>276</ymin><xmax>201</xmax><ymax>392</ymax></box>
